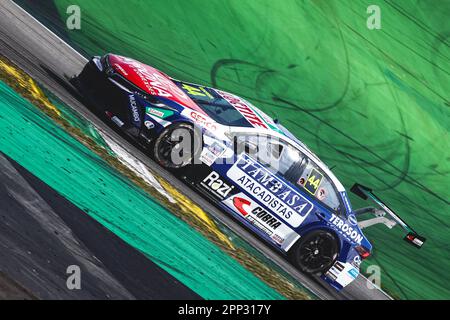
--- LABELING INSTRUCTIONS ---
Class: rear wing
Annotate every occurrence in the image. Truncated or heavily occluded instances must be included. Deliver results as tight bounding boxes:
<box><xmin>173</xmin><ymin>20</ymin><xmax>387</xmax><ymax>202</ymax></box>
<box><xmin>350</xmin><ymin>183</ymin><xmax>426</xmax><ymax>249</ymax></box>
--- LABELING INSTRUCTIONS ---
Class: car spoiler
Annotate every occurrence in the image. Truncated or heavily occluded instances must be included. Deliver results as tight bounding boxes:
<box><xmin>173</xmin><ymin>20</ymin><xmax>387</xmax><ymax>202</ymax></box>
<box><xmin>350</xmin><ymin>183</ymin><xmax>426</xmax><ymax>249</ymax></box>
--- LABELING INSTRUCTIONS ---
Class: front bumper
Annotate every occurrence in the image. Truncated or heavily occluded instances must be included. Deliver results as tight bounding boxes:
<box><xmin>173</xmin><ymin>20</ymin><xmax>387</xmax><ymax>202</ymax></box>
<box><xmin>76</xmin><ymin>56</ymin><xmax>154</xmax><ymax>143</ymax></box>
<box><xmin>77</xmin><ymin>56</ymin><xmax>130</xmax><ymax>118</ymax></box>
<box><xmin>322</xmin><ymin>260</ymin><xmax>360</xmax><ymax>291</ymax></box>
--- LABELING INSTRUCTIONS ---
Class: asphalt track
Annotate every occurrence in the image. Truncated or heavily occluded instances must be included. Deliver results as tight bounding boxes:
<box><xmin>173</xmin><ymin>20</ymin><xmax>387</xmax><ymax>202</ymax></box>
<box><xmin>0</xmin><ymin>0</ymin><xmax>391</xmax><ymax>300</ymax></box>
<box><xmin>0</xmin><ymin>152</ymin><xmax>201</xmax><ymax>299</ymax></box>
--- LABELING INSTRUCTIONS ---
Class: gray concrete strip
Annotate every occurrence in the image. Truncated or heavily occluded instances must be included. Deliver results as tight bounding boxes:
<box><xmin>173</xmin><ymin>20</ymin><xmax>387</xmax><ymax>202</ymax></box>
<box><xmin>0</xmin><ymin>154</ymin><xmax>133</xmax><ymax>299</ymax></box>
<box><xmin>0</xmin><ymin>153</ymin><xmax>201</xmax><ymax>299</ymax></box>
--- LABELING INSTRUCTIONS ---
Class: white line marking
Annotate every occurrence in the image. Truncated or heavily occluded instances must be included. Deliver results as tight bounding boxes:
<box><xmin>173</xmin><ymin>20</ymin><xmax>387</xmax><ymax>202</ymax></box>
<box><xmin>98</xmin><ymin>130</ymin><xmax>176</xmax><ymax>203</ymax></box>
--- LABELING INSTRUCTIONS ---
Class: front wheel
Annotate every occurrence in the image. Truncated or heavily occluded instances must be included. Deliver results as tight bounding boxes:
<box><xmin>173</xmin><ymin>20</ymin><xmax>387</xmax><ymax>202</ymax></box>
<box><xmin>153</xmin><ymin>123</ymin><xmax>201</xmax><ymax>170</ymax></box>
<box><xmin>288</xmin><ymin>230</ymin><xmax>339</xmax><ymax>274</ymax></box>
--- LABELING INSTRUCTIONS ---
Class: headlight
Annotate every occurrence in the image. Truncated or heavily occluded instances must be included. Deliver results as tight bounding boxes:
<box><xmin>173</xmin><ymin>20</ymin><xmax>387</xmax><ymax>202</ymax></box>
<box><xmin>92</xmin><ymin>56</ymin><xmax>103</xmax><ymax>71</ymax></box>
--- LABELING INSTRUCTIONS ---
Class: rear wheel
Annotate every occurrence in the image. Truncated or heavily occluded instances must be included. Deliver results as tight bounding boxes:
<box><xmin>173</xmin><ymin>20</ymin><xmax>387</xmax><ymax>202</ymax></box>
<box><xmin>288</xmin><ymin>230</ymin><xmax>339</xmax><ymax>274</ymax></box>
<box><xmin>153</xmin><ymin>123</ymin><xmax>201</xmax><ymax>170</ymax></box>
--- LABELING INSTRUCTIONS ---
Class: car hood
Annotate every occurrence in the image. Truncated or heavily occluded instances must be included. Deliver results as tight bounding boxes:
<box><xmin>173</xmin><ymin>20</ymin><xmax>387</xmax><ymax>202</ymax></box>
<box><xmin>108</xmin><ymin>54</ymin><xmax>206</xmax><ymax>114</ymax></box>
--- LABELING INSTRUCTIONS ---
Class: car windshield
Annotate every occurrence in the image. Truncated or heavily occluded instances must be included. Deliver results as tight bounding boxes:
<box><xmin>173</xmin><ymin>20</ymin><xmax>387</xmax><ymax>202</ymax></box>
<box><xmin>198</xmin><ymin>101</ymin><xmax>253</xmax><ymax>127</ymax></box>
<box><xmin>173</xmin><ymin>80</ymin><xmax>253</xmax><ymax>127</ymax></box>
<box><xmin>235</xmin><ymin>134</ymin><xmax>342</xmax><ymax>212</ymax></box>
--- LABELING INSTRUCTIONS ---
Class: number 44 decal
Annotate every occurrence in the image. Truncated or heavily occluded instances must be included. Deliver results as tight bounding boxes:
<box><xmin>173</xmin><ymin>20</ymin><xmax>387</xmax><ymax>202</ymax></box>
<box><xmin>304</xmin><ymin>168</ymin><xmax>323</xmax><ymax>195</ymax></box>
<box><xmin>181</xmin><ymin>83</ymin><xmax>213</xmax><ymax>99</ymax></box>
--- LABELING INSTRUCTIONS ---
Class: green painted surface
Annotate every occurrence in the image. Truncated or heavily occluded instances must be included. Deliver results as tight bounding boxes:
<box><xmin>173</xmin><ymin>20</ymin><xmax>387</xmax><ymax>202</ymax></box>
<box><xmin>0</xmin><ymin>80</ymin><xmax>284</xmax><ymax>299</ymax></box>
<box><xmin>16</xmin><ymin>0</ymin><xmax>450</xmax><ymax>299</ymax></box>
<box><xmin>44</xmin><ymin>88</ymin><xmax>111</xmax><ymax>151</ymax></box>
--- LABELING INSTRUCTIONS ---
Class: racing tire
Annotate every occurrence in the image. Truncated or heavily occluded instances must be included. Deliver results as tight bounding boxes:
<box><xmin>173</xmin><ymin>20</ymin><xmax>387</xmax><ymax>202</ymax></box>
<box><xmin>153</xmin><ymin>123</ymin><xmax>202</xmax><ymax>170</ymax></box>
<box><xmin>288</xmin><ymin>230</ymin><xmax>339</xmax><ymax>275</ymax></box>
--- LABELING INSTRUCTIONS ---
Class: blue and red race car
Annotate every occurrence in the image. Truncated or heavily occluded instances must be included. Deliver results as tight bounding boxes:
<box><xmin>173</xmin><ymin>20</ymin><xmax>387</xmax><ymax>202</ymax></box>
<box><xmin>73</xmin><ymin>54</ymin><xmax>425</xmax><ymax>291</ymax></box>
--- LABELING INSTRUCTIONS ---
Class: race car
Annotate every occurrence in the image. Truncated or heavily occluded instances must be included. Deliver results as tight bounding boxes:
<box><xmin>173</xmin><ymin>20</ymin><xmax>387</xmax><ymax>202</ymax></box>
<box><xmin>72</xmin><ymin>54</ymin><xmax>425</xmax><ymax>291</ymax></box>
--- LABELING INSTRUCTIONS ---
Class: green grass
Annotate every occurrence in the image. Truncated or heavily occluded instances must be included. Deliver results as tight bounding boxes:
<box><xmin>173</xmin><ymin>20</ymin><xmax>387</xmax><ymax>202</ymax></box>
<box><xmin>16</xmin><ymin>0</ymin><xmax>450</xmax><ymax>299</ymax></box>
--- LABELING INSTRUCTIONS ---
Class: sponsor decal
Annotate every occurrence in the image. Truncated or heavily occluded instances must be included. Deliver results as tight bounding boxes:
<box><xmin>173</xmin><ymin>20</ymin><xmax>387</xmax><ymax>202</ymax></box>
<box><xmin>111</xmin><ymin>116</ymin><xmax>124</xmax><ymax>127</ymax></box>
<box><xmin>227</xmin><ymin>154</ymin><xmax>313</xmax><ymax>228</ymax></box>
<box><xmin>326</xmin><ymin>261</ymin><xmax>359</xmax><ymax>287</ymax></box>
<box><xmin>201</xmin><ymin>171</ymin><xmax>235</xmax><ymax>199</ymax></box>
<box><xmin>335</xmin><ymin>261</ymin><xmax>345</xmax><ymax>272</ymax></box>
<box><xmin>147</xmin><ymin>108</ymin><xmax>164</xmax><ymax>118</ymax></box>
<box><xmin>199</xmin><ymin>142</ymin><xmax>225</xmax><ymax>166</ymax></box>
<box><xmin>348</xmin><ymin>214</ymin><xmax>358</xmax><ymax>226</ymax></box>
<box><xmin>188</xmin><ymin>111</ymin><xmax>217</xmax><ymax>131</ymax></box>
<box><xmin>329</xmin><ymin>214</ymin><xmax>363</xmax><ymax>244</ymax></box>
<box><xmin>216</xmin><ymin>90</ymin><xmax>268</xmax><ymax>129</ymax></box>
<box><xmin>129</xmin><ymin>95</ymin><xmax>141</xmax><ymax>125</ymax></box>
<box><xmin>199</xmin><ymin>150</ymin><xmax>216</xmax><ymax>166</ymax></box>
<box><xmin>233</xmin><ymin>197</ymin><xmax>282</xmax><ymax>230</ymax></box>
<box><xmin>121</xmin><ymin>57</ymin><xmax>190</xmax><ymax>101</ymax></box>
<box><xmin>146</xmin><ymin>107</ymin><xmax>174</xmax><ymax>119</ymax></box>
<box><xmin>250</xmin><ymin>207</ymin><xmax>282</xmax><ymax>230</ymax></box>
<box><xmin>208</xmin><ymin>142</ymin><xmax>225</xmax><ymax>156</ymax></box>
<box><xmin>225</xmin><ymin>193</ymin><xmax>294</xmax><ymax>245</ymax></box>
<box><xmin>352</xmin><ymin>255</ymin><xmax>362</xmax><ymax>267</ymax></box>
<box><xmin>317</xmin><ymin>188</ymin><xmax>326</xmax><ymax>200</ymax></box>
<box><xmin>144</xmin><ymin>121</ymin><xmax>155</xmax><ymax>129</ymax></box>
<box><xmin>272</xmin><ymin>234</ymin><xmax>284</xmax><ymax>244</ymax></box>
<box><xmin>233</xmin><ymin>196</ymin><xmax>251</xmax><ymax>216</ymax></box>
<box><xmin>348</xmin><ymin>268</ymin><xmax>359</xmax><ymax>279</ymax></box>
<box><xmin>113</xmin><ymin>63</ymin><xmax>128</xmax><ymax>76</ymax></box>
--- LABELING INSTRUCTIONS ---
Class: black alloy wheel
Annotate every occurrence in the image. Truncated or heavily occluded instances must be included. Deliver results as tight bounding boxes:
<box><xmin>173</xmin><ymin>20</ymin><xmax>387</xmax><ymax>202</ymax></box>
<box><xmin>289</xmin><ymin>230</ymin><xmax>339</xmax><ymax>274</ymax></box>
<box><xmin>153</xmin><ymin>123</ymin><xmax>201</xmax><ymax>169</ymax></box>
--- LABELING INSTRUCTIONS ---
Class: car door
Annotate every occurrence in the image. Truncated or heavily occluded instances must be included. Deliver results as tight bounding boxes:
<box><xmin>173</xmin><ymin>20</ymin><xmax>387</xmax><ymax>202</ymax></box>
<box><xmin>218</xmin><ymin>135</ymin><xmax>319</xmax><ymax>248</ymax></box>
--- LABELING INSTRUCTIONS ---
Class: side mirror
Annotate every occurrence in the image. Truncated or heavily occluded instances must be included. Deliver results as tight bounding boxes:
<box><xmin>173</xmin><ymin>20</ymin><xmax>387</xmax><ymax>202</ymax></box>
<box><xmin>350</xmin><ymin>183</ymin><xmax>370</xmax><ymax>200</ymax></box>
